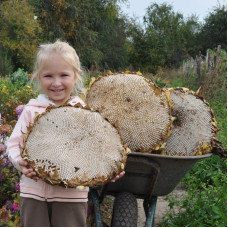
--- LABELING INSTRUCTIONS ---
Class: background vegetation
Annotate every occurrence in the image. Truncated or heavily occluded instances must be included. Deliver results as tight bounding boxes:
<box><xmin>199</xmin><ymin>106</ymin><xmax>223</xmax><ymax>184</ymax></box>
<box><xmin>0</xmin><ymin>0</ymin><xmax>226</xmax><ymax>73</ymax></box>
<box><xmin>0</xmin><ymin>0</ymin><xmax>226</xmax><ymax>226</ymax></box>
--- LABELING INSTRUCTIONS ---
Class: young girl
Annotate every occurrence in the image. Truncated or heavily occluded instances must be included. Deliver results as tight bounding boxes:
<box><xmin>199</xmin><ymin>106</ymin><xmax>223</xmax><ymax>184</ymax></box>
<box><xmin>7</xmin><ymin>40</ymin><xmax>124</xmax><ymax>227</ymax></box>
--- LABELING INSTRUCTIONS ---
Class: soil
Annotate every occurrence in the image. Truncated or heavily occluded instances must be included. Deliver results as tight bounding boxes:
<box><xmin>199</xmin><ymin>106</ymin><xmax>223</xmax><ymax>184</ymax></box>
<box><xmin>99</xmin><ymin>184</ymin><xmax>187</xmax><ymax>227</ymax></box>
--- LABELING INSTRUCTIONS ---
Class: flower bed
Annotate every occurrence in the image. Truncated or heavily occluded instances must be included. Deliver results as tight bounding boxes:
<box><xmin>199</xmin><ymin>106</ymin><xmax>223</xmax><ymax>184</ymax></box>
<box><xmin>0</xmin><ymin>115</ymin><xmax>20</xmax><ymax>226</ymax></box>
<box><xmin>0</xmin><ymin>70</ymin><xmax>38</xmax><ymax>226</ymax></box>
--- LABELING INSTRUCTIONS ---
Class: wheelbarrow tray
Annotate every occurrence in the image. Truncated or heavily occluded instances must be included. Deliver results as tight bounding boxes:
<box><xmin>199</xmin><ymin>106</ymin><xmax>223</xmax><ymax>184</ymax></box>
<box><xmin>106</xmin><ymin>152</ymin><xmax>212</xmax><ymax>197</ymax></box>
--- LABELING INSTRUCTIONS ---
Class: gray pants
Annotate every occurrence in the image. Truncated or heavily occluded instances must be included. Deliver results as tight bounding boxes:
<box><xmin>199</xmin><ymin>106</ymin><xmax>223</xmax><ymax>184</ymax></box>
<box><xmin>20</xmin><ymin>197</ymin><xmax>87</xmax><ymax>227</ymax></box>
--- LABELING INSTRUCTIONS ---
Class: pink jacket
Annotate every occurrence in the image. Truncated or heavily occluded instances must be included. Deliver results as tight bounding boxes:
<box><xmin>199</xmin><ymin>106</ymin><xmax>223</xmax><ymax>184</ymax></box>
<box><xmin>7</xmin><ymin>95</ymin><xmax>89</xmax><ymax>202</ymax></box>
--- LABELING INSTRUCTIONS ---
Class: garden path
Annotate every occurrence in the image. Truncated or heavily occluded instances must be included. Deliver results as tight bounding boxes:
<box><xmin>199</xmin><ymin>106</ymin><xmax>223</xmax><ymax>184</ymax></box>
<box><xmin>137</xmin><ymin>184</ymin><xmax>187</xmax><ymax>226</ymax></box>
<box><xmin>100</xmin><ymin>184</ymin><xmax>187</xmax><ymax>226</ymax></box>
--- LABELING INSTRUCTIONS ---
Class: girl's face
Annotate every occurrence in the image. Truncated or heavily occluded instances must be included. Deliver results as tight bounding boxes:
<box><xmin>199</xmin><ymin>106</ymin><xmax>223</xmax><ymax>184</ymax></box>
<box><xmin>39</xmin><ymin>52</ymin><xmax>77</xmax><ymax>106</ymax></box>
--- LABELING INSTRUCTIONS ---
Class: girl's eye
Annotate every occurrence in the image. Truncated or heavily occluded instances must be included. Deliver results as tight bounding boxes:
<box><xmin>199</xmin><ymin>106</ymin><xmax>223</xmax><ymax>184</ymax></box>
<box><xmin>61</xmin><ymin>74</ymin><xmax>68</xmax><ymax>77</ymax></box>
<box><xmin>44</xmin><ymin>75</ymin><xmax>52</xmax><ymax>78</ymax></box>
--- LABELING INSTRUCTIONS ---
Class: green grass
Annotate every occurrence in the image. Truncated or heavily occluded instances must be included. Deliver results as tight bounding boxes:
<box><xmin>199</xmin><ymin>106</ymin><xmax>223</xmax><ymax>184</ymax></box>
<box><xmin>209</xmin><ymin>98</ymin><xmax>227</xmax><ymax>148</ymax></box>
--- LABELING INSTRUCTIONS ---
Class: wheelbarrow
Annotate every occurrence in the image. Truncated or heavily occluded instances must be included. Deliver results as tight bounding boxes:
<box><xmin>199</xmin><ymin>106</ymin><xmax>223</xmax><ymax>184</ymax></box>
<box><xmin>89</xmin><ymin>152</ymin><xmax>212</xmax><ymax>227</ymax></box>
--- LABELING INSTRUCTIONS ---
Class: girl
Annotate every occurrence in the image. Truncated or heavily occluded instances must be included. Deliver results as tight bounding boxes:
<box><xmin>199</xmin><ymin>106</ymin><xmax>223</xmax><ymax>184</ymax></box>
<box><xmin>7</xmin><ymin>40</ymin><xmax>124</xmax><ymax>227</ymax></box>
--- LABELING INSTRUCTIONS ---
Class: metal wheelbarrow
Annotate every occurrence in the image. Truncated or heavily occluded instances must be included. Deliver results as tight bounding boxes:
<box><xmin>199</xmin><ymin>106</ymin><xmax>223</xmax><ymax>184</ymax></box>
<box><xmin>90</xmin><ymin>152</ymin><xmax>212</xmax><ymax>227</ymax></box>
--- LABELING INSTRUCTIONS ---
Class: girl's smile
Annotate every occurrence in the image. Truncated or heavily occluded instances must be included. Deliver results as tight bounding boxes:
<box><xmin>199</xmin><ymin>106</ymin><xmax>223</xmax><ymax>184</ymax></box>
<box><xmin>39</xmin><ymin>52</ymin><xmax>77</xmax><ymax>106</ymax></box>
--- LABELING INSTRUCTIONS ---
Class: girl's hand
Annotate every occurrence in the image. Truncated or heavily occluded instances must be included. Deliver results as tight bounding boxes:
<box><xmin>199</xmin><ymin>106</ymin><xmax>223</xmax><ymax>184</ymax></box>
<box><xmin>111</xmin><ymin>171</ymin><xmax>125</xmax><ymax>183</ymax></box>
<box><xmin>19</xmin><ymin>160</ymin><xmax>40</xmax><ymax>182</ymax></box>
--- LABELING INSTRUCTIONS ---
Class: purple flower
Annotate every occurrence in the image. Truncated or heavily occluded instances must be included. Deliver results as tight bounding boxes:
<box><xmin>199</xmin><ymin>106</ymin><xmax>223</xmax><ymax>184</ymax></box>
<box><xmin>7</xmin><ymin>159</ymin><xmax>13</xmax><ymax>167</ymax></box>
<box><xmin>3</xmin><ymin>152</ymin><xmax>7</xmax><ymax>157</ymax></box>
<box><xmin>0</xmin><ymin>152</ymin><xmax>7</xmax><ymax>160</ymax></box>
<box><xmin>0</xmin><ymin>153</ymin><xmax>13</xmax><ymax>168</ymax></box>
<box><xmin>0</xmin><ymin>155</ymin><xmax>4</xmax><ymax>160</ymax></box>
<box><xmin>12</xmin><ymin>167</ymin><xmax>17</xmax><ymax>173</ymax></box>
<box><xmin>15</xmin><ymin>105</ymin><xmax>25</xmax><ymax>119</ymax></box>
<box><xmin>14</xmin><ymin>183</ymin><xmax>20</xmax><ymax>191</ymax></box>
<box><xmin>5</xmin><ymin>201</ymin><xmax>12</xmax><ymax>210</ymax></box>
<box><xmin>0</xmin><ymin>143</ymin><xmax>5</xmax><ymax>152</ymax></box>
<box><xmin>12</xmin><ymin>203</ymin><xmax>20</xmax><ymax>212</ymax></box>
<box><xmin>1</xmin><ymin>159</ymin><xmax>7</xmax><ymax>167</ymax></box>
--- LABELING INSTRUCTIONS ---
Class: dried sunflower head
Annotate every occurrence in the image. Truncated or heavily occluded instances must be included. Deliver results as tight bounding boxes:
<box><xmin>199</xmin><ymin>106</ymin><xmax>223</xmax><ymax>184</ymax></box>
<box><xmin>86</xmin><ymin>73</ymin><xmax>172</xmax><ymax>153</ymax></box>
<box><xmin>164</xmin><ymin>87</ymin><xmax>217</xmax><ymax>156</ymax></box>
<box><xmin>21</xmin><ymin>104</ymin><xmax>129</xmax><ymax>187</ymax></box>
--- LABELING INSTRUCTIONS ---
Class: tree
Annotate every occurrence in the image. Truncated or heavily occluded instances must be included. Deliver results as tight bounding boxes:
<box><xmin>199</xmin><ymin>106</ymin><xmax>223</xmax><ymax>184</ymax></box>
<box><xmin>180</xmin><ymin>16</ymin><xmax>201</xmax><ymax>57</ymax></box>
<box><xmin>125</xmin><ymin>19</ymin><xmax>150</xmax><ymax>72</ymax></box>
<box><xmin>31</xmin><ymin>0</ymin><xmax>128</xmax><ymax>70</ymax></box>
<box><xmin>126</xmin><ymin>3</ymin><xmax>201</xmax><ymax>73</ymax></box>
<box><xmin>199</xmin><ymin>4</ymin><xmax>227</xmax><ymax>53</ymax></box>
<box><xmin>96</xmin><ymin>1</ymin><xmax>129</xmax><ymax>70</ymax></box>
<box><xmin>143</xmin><ymin>3</ymin><xmax>190</xmax><ymax>71</ymax></box>
<box><xmin>0</xmin><ymin>0</ymin><xmax>42</xmax><ymax>71</ymax></box>
<box><xmin>0</xmin><ymin>44</ymin><xmax>13</xmax><ymax>76</ymax></box>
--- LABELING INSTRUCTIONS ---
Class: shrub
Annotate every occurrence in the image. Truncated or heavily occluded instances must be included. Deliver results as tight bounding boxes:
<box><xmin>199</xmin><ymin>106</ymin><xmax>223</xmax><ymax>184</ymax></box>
<box><xmin>160</xmin><ymin>155</ymin><xmax>227</xmax><ymax>227</ymax></box>
<box><xmin>0</xmin><ymin>45</ymin><xmax>14</xmax><ymax>77</ymax></box>
<box><xmin>0</xmin><ymin>115</ymin><xmax>20</xmax><ymax>227</ymax></box>
<box><xmin>0</xmin><ymin>75</ymin><xmax>38</xmax><ymax>122</ymax></box>
<box><xmin>0</xmin><ymin>118</ymin><xmax>19</xmax><ymax>207</ymax></box>
<box><xmin>9</xmin><ymin>68</ymin><xmax>30</xmax><ymax>87</ymax></box>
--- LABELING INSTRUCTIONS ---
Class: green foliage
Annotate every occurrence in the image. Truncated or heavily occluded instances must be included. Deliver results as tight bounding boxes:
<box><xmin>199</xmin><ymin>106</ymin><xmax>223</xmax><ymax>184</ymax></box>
<box><xmin>125</xmin><ymin>3</ymin><xmax>226</xmax><ymax>73</ymax></box>
<box><xmin>199</xmin><ymin>4</ymin><xmax>227</xmax><ymax>54</ymax></box>
<box><xmin>144</xmin><ymin>3</ymin><xmax>200</xmax><ymax>68</ymax></box>
<box><xmin>84</xmin><ymin>70</ymin><xmax>102</xmax><ymax>88</ymax></box>
<box><xmin>160</xmin><ymin>156</ymin><xmax>227</xmax><ymax>227</ymax></box>
<box><xmin>183</xmin><ymin>156</ymin><xmax>226</xmax><ymax>189</ymax></box>
<box><xmin>181</xmin><ymin>48</ymin><xmax>227</xmax><ymax>103</ymax></box>
<box><xmin>31</xmin><ymin>0</ymin><xmax>129</xmax><ymax>71</ymax></box>
<box><xmin>209</xmin><ymin>98</ymin><xmax>227</xmax><ymax>148</ymax></box>
<box><xmin>0</xmin><ymin>0</ymin><xmax>226</xmax><ymax>73</ymax></box>
<box><xmin>144</xmin><ymin>2</ymin><xmax>187</xmax><ymax>68</ymax></box>
<box><xmin>126</xmin><ymin>2</ymin><xmax>203</xmax><ymax>73</ymax></box>
<box><xmin>204</xmin><ymin>49</ymin><xmax>227</xmax><ymax>102</ymax></box>
<box><xmin>0</xmin><ymin>45</ymin><xmax>14</xmax><ymax>76</ymax></box>
<box><xmin>150</xmin><ymin>77</ymin><xmax>166</xmax><ymax>88</ymax></box>
<box><xmin>125</xmin><ymin>19</ymin><xmax>148</xmax><ymax>72</ymax></box>
<box><xmin>169</xmin><ymin>73</ymin><xmax>186</xmax><ymax>88</ymax></box>
<box><xmin>9</xmin><ymin>68</ymin><xmax>30</xmax><ymax>87</ymax></box>
<box><xmin>0</xmin><ymin>75</ymin><xmax>38</xmax><ymax>122</ymax></box>
<box><xmin>0</xmin><ymin>0</ymin><xmax>42</xmax><ymax>71</ymax></box>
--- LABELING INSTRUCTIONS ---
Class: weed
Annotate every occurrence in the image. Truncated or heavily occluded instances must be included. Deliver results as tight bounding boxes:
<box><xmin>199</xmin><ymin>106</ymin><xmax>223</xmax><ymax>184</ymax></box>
<box><xmin>160</xmin><ymin>156</ymin><xmax>227</xmax><ymax>227</ymax></box>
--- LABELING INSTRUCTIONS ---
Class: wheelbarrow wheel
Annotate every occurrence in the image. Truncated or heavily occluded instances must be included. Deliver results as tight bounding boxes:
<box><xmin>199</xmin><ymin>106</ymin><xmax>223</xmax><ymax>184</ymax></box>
<box><xmin>111</xmin><ymin>192</ymin><xmax>138</xmax><ymax>227</ymax></box>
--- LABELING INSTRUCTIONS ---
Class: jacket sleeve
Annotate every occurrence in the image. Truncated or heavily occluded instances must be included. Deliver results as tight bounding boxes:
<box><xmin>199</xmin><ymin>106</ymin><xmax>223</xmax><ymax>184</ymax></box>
<box><xmin>6</xmin><ymin>107</ymin><xmax>32</xmax><ymax>172</ymax></box>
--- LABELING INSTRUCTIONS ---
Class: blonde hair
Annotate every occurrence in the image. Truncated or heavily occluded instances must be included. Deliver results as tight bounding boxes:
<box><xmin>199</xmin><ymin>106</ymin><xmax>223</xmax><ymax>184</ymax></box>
<box><xmin>32</xmin><ymin>40</ymin><xmax>84</xmax><ymax>95</ymax></box>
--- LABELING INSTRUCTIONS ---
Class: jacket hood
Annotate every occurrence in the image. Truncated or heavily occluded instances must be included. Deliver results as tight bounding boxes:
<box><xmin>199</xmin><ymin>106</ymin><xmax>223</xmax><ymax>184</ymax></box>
<box><xmin>26</xmin><ymin>94</ymin><xmax>55</xmax><ymax>108</ymax></box>
<box><xmin>26</xmin><ymin>94</ymin><xmax>85</xmax><ymax>108</ymax></box>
